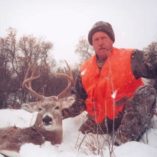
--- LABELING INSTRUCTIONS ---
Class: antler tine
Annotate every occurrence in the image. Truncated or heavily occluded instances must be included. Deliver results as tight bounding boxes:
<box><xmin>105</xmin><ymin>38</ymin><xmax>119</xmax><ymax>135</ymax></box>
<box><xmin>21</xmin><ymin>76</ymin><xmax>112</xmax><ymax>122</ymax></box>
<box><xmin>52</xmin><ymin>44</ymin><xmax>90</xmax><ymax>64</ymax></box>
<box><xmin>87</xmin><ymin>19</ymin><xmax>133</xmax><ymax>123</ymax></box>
<box><xmin>22</xmin><ymin>64</ymin><xmax>38</xmax><ymax>88</ymax></box>
<box><xmin>22</xmin><ymin>64</ymin><xmax>45</xmax><ymax>101</ymax></box>
<box><xmin>63</xmin><ymin>60</ymin><xmax>74</xmax><ymax>84</ymax></box>
<box><xmin>22</xmin><ymin>64</ymin><xmax>31</xmax><ymax>89</ymax></box>
<box><xmin>56</xmin><ymin>60</ymin><xmax>74</xmax><ymax>99</ymax></box>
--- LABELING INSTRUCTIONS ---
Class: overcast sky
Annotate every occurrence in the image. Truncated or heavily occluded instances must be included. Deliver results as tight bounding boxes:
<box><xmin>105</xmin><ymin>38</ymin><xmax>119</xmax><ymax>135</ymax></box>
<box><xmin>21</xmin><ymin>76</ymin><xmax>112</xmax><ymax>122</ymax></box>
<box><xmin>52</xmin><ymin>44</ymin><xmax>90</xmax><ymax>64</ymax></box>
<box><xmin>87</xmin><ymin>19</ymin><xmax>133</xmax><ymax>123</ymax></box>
<box><xmin>0</xmin><ymin>0</ymin><xmax>157</xmax><ymax>64</ymax></box>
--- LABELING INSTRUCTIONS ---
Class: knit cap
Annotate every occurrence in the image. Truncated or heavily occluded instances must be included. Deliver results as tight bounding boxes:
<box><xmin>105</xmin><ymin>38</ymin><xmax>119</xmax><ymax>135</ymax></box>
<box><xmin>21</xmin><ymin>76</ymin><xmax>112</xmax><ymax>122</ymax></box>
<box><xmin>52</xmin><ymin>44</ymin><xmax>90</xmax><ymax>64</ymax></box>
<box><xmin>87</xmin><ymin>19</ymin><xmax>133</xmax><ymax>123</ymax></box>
<box><xmin>88</xmin><ymin>21</ymin><xmax>115</xmax><ymax>45</ymax></box>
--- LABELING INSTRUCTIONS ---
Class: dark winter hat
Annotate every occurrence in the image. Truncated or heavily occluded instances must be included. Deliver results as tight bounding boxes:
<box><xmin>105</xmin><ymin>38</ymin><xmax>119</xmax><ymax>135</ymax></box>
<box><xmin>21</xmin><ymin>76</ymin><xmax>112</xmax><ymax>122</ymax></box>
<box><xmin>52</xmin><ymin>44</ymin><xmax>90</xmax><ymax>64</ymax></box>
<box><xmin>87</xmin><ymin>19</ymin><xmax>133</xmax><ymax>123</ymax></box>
<box><xmin>88</xmin><ymin>21</ymin><xmax>115</xmax><ymax>45</ymax></box>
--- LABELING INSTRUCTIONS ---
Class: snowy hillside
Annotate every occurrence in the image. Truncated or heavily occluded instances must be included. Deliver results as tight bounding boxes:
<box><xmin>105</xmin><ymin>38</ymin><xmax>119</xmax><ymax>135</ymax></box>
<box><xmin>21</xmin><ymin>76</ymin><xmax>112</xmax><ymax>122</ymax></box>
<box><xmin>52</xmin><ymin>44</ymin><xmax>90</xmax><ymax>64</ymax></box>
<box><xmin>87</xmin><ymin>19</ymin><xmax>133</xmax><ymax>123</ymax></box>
<box><xmin>0</xmin><ymin>109</ymin><xmax>157</xmax><ymax>157</ymax></box>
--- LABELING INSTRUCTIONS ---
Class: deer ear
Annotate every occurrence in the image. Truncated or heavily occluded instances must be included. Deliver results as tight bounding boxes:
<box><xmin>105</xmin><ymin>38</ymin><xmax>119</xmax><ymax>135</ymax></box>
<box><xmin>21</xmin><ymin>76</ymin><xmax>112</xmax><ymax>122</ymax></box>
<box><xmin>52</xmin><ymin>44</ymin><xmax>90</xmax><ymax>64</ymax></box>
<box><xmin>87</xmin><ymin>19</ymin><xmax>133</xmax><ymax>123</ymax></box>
<box><xmin>22</xmin><ymin>103</ymin><xmax>32</xmax><ymax>112</ymax></box>
<box><xmin>61</xmin><ymin>95</ymin><xmax>75</xmax><ymax>109</ymax></box>
<box><xmin>22</xmin><ymin>102</ymin><xmax>38</xmax><ymax>113</ymax></box>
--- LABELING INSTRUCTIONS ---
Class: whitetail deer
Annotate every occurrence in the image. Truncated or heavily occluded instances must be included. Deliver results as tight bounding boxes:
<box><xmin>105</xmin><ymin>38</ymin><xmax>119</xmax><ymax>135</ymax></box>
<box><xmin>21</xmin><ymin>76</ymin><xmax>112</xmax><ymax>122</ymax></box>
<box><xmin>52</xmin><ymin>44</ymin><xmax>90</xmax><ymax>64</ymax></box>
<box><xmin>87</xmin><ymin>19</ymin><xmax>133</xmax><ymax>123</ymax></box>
<box><xmin>0</xmin><ymin>62</ymin><xmax>75</xmax><ymax>154</ymax></box>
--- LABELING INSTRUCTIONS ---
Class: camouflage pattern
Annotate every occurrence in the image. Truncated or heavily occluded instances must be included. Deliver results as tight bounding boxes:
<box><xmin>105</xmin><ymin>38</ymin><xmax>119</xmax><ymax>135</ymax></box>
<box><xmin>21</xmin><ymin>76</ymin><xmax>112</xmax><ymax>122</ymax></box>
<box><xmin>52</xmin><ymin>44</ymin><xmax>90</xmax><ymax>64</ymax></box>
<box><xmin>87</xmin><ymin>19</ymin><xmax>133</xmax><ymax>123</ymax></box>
<box><xmin>114</xmin><ymin>85</ymin><xmax>156</xmax><ymax>145</ymax></box>
<box><xmin>131</xmin><ymin>49</ymin><xmax>157</xmax><ymax>79</ymax></box>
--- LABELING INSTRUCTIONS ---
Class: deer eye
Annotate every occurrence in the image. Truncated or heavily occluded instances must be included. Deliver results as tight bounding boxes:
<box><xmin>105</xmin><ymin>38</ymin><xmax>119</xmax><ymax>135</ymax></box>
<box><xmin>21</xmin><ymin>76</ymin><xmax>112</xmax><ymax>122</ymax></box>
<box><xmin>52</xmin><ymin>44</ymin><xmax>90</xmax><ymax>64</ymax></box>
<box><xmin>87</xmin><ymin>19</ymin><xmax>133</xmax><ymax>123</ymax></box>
<box><xmin>38</xmin><ymin>107</ymin><xmax>42</xmax><ymax>111</ymax></box>
<box><xmin>55</xmin><ymin>106</ymin><xmax>59</xmax><ymax>110</ymax></box>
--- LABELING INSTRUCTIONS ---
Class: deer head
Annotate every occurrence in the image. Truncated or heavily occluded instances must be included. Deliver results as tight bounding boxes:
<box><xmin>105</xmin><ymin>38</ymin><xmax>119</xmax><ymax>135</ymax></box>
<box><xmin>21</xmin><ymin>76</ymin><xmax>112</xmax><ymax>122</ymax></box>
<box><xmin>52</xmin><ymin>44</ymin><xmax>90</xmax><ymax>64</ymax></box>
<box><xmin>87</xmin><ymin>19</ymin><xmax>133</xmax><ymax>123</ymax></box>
<box><xmin>0</xmin><ymin>62</ymin><xmax>75</xmax><ymax>153</ymax></box>
<box><xmin>21</xmin><ymin>62</ymin><xmax>75</xmax><ymax>131</ymax></box>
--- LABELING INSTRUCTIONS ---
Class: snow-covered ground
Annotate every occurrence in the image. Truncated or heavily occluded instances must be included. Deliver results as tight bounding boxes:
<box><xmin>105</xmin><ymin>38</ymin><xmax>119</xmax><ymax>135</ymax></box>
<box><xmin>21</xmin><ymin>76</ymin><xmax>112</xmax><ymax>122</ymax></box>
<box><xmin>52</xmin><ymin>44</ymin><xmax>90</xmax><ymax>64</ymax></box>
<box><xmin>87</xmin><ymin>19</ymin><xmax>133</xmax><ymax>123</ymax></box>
<box><xmin>0</xmin><ymin>109</ymin><xmax>157</xmax><ymax>157</ymax></box>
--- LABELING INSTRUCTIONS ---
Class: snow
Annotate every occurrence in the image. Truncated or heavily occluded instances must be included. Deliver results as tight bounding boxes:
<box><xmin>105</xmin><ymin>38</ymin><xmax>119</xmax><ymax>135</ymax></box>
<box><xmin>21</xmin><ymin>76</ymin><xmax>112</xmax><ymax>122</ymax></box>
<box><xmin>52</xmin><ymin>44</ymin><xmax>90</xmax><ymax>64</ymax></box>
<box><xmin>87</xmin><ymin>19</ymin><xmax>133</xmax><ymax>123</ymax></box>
<box><xmin>0</xmin><ymin>109</ymin><xmax>157</xmax><ymax>157</ymax></box>
<box><xmin>0</xmin><ymin>109</ymin><xmax>37</xmax><ymax>128</ymax></box>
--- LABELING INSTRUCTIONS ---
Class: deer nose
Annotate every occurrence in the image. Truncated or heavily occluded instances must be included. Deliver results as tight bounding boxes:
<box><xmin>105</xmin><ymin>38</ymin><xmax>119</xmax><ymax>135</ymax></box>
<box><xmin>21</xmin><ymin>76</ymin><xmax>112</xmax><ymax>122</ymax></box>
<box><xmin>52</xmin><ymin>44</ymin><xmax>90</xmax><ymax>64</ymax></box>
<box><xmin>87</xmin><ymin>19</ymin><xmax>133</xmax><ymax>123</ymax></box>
<box><xmin>42</xmin><ymin>115</ymin><xmax>53</xmax><ymax>125</ymax></box>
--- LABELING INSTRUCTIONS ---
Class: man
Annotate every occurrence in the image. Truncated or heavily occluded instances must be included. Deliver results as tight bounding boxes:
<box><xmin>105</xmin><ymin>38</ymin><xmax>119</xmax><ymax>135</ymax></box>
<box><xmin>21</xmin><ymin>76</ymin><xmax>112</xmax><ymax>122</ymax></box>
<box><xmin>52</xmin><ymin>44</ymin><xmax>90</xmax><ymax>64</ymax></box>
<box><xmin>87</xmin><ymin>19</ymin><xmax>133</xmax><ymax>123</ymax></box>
<box><xmin>62</xmin><ymin>21</ymin><xmax>157</xmax><ymax>145</ymax></box>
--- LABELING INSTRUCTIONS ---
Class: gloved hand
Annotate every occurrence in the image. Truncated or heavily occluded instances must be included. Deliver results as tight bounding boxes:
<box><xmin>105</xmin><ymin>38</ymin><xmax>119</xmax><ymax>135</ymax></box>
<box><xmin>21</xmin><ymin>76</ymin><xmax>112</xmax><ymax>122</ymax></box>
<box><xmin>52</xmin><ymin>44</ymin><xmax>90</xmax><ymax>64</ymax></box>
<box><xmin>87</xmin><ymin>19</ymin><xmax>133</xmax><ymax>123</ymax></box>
<box><xmin>143</xmin><ymin>43</ymin><xmax>157</xmax><ymax>71</ymax></box>
<box><xmin>131</xmin><ymin>49</ymin><xmax>157</xmax><ymax>79</ymax></box>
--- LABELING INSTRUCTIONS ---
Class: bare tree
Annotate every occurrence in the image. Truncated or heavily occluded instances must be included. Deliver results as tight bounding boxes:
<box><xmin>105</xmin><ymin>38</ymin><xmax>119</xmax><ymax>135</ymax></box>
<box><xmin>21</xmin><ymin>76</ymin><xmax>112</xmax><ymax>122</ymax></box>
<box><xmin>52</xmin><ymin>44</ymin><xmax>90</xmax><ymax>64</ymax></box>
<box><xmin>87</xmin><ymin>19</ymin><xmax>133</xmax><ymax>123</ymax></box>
<box><xmin>0</xmin><ymin>29</ymin><xmax>15</xmax><ymax>108</ymax></box>
<box><xmin>0</xmin><ymin>28</ymin><xmax>78</xmax><ymax>109</ymax></box>
<box><xmin>75</xmin><ymin>37</ymin><xmax>94</xmax><ymax>62</ymax></box>
<box><xmin>0</xmin><ymin>28</ymin><xmax>54</xmax><ymax>107</ymax></box>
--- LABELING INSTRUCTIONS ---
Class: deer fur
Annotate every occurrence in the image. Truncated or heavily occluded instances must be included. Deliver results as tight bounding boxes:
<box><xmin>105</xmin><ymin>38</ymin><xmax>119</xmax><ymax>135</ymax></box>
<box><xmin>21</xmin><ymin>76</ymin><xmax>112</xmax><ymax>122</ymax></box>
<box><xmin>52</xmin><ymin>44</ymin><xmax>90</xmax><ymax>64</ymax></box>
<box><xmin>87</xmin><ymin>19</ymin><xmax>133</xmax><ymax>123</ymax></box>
<box><xmin>0</xmin><ymin>96</ymin><xmax>75</xmax><ymax>152</ymax></box>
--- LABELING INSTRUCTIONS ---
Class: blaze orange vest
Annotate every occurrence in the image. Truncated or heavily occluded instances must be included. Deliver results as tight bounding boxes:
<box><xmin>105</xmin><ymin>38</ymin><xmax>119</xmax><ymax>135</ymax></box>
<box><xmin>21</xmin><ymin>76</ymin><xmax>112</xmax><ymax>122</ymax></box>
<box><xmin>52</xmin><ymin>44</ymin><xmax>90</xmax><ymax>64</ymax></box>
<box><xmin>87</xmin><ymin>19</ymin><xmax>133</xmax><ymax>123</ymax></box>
<box><xmin>80</xmin><ymin>48</ymin><xmax>143</xmax><ymax>123</ymax></box>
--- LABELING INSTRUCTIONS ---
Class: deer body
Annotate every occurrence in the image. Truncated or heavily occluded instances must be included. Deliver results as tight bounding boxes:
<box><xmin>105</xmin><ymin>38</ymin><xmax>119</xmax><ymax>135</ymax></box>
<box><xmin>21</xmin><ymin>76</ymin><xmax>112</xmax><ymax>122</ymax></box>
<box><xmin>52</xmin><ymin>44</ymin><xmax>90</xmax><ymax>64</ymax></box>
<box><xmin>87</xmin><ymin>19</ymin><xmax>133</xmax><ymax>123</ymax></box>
<box><xmin>0</xmin><ymin>126</ymin><xmax>58</xmax><ymax>152</ymax></box>
<box><xmin>0</xmin><ymin>99</ymin><xmax>64</xmax><ymax>152</ymax></box>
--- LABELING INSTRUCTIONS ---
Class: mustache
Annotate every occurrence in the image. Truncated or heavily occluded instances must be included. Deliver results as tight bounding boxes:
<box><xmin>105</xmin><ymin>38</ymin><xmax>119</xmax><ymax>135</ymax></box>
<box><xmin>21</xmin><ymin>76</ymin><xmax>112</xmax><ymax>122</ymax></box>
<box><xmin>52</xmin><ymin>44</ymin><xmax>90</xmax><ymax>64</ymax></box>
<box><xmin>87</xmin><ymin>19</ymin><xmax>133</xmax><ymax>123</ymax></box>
<box><xmin>99</xmin><ymin>47</ymin><xmax>108</xmax><ymax>51</ymax></box>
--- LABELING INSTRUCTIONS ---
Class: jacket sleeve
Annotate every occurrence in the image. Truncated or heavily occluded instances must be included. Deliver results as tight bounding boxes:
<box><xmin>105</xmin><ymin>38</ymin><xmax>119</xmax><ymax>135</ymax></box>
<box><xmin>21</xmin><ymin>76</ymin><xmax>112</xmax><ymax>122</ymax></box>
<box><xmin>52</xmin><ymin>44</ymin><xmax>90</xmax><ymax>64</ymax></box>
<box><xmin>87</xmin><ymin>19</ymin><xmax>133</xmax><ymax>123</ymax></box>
<box><xmin>131</xmin><ymin>49</ymin><xmax>157</xmax><ymax>79</ymax></box>
<box><xmin>62</xmin><ymin>73</ymin><xmax>87</xmax><ymax>119</ymax></box>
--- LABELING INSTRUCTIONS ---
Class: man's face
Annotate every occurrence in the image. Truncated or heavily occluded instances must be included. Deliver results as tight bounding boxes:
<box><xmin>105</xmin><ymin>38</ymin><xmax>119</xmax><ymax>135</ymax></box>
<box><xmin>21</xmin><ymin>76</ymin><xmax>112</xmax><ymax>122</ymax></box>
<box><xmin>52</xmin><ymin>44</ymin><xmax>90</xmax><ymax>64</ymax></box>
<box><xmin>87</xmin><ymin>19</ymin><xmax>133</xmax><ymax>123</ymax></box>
<box><xmin>92</xmin><ymin>32</ymin><xmax>113</xmax><ymax>60</ymax></box>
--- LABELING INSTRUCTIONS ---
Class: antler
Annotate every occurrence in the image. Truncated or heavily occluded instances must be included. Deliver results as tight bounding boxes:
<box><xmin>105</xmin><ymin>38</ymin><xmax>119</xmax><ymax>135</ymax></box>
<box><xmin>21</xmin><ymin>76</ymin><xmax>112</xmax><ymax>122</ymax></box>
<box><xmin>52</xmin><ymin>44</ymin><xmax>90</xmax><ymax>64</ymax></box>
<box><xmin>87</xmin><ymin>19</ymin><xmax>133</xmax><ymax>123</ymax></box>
<box><xmin>22</xmin><ymin>64</ymin><xmax>45</xmax><ymax>101</ymax></box>
<box><xmin>56</xmin><ymin>60</ymin><xmax>74</xmax><ymax>99</ymax></box>
<box><xmin>22</xmin><ymin>61</ymin><xmax>74</xmax><ymax>101</ymax></box>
